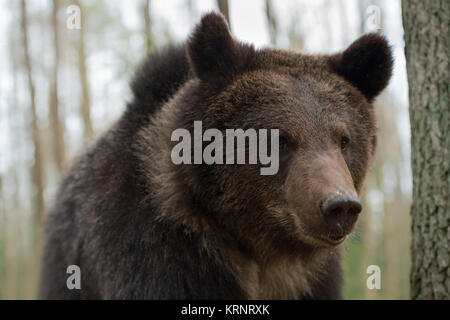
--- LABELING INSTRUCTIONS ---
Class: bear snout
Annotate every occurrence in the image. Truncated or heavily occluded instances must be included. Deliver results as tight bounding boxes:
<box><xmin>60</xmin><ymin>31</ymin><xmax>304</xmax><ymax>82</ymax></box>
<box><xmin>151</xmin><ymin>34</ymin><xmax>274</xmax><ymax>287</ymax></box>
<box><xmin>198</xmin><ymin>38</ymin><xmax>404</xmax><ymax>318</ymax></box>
<box><xmin>320</xmin><ymin>192</ymin><xmax>362</xmax><ymax>236</ymax></box>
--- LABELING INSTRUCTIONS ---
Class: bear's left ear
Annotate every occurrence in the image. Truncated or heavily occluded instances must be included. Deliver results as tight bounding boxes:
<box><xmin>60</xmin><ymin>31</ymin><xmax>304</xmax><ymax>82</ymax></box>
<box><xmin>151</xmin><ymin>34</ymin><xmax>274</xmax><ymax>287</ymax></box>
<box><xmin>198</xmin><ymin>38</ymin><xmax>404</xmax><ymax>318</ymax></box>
<box><xmin>329</xmin><ymin>33</ymin><xmax>393</xmax><ymax>102</ymax></box>
<box><xmin>186</xmin><ymin>12</ymin><xmax>255</xmax><ymax>81</ymax></box>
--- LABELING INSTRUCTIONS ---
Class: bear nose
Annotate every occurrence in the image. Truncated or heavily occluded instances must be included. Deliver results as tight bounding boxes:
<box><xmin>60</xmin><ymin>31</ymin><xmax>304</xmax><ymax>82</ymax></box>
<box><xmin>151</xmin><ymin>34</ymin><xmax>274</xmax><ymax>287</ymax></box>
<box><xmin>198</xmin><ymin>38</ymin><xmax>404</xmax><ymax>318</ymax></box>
<box><xmin>320</xmin><ymin>193</ymin><xmax>362</xmax><ymax>231</ymax></box>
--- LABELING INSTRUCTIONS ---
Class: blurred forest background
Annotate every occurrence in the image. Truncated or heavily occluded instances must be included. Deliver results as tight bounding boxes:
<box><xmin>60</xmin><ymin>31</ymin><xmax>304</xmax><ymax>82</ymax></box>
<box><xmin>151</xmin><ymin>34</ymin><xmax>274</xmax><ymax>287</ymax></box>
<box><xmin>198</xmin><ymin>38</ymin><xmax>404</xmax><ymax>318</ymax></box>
<box><xmin>0</xmin><ymin>0</ymin><xmax>411</xmax><ymax>299</ymax></box>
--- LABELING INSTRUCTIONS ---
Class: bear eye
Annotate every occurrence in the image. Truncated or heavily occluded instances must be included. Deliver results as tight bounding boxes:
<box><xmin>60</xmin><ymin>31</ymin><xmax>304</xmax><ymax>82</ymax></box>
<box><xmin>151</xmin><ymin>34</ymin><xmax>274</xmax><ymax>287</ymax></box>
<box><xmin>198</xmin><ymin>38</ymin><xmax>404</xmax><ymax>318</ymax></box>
<box><xmin>279</xmin><ymin>136</ymin><xmax>289</xmax><ymax>151</ymax></box>
<box><xmin>341</xmin><ymin>136</ymin><xmax>350</xmax><ymax>151</ymax></box>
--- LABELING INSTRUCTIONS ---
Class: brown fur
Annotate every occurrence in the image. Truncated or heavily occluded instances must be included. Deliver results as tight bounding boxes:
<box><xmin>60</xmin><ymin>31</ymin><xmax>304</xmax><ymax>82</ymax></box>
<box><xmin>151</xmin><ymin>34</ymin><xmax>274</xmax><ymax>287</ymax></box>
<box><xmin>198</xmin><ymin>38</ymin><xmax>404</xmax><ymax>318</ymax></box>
<box><xmin>134</xmin><ymin>13</ymin><xmax>392</xmax><ymax>298</ymax></box>
<box><xmin>40</xmin><ymin>12</ymin><xmax>392</xmax><ymax>299</ymax></box>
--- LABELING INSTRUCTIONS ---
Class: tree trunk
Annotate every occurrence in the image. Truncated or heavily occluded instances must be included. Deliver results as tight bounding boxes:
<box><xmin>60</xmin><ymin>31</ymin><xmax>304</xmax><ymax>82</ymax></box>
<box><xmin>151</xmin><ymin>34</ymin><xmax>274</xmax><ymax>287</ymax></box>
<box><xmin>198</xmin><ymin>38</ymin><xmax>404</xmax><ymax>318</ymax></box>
<box><xmin>21</xmin><ymin>0</ymin><xmax>45</xmax><ymax>224</ymax></box>
<box><xmin>50</xmin><ymin>0</ymin><xmax>66</xmax><ymax>172</ymax></box>
<box><xmin>142</xmin><ymin>0</ymin><xmax>154</xmax><ymax>52</ymax></box>
<box><xmin>217</xmin><ymin>0</ymin><xmax>231</xmax><ymax>28</ymax></box>
<box><xmin>264</xmin><ymin>0</ymin><xmax>277</xmax><ymax>45</ymax></box>
<box><xmin>402</xmin><ymin>0</ymin><xmax>450</xmax><ymax>299</ymax></box>
<box><xmin>74</xmin><ymin>0</ymin><xmax>94</xmax><ymax>140</ymax></box>
<box><xmin>21</xmin><ymin>0</ymin><xmax>45</xmax><ymax>297</ymax></box>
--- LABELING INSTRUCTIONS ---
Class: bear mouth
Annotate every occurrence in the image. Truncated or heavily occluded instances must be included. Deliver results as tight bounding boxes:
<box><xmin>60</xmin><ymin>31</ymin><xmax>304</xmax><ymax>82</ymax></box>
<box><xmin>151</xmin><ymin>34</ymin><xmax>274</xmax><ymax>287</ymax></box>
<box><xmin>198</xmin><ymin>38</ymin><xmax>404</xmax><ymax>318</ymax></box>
<box><xmin>318</xmin><ymin>234</ymin><xmax>347</xmax><ymax>246</ymax></box>
<box><xmin>297</xmin><ymin>225</ymin><xmax>347</xmax><ymax>246</ymax></box>
<box><xmin>292</xmin><ymin>216</ymin><xmax>348</xmax><ymax>247</ymax></box>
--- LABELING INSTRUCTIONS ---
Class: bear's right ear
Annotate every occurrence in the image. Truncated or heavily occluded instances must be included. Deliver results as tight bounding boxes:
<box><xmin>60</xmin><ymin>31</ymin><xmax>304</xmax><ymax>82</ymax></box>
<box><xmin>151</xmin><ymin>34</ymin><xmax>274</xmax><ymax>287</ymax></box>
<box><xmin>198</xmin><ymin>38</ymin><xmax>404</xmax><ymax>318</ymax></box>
<box><xmin>186</xmin><ymin>12</ymin><xmax>254</xmax><ymax>81</ymax></box>
<box><xmin>328</xmin><ymin>33</ymin><xmax>393</xmax><ymax>102</ymax></box>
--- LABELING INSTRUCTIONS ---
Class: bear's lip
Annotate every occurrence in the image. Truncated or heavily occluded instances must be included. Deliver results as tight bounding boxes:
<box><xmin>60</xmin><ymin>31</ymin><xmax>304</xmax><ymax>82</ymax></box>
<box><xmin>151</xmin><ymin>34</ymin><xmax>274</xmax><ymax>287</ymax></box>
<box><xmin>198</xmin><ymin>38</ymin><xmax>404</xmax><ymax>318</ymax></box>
<box><xmin>317</xmin><ymin>234</ymin><xmax>347</xmax><ymax>246</ymax></box>
<box><xmin>295</xmin><ymin>221</ymin><xmax>348</xmax><ymax>246</ymax></box>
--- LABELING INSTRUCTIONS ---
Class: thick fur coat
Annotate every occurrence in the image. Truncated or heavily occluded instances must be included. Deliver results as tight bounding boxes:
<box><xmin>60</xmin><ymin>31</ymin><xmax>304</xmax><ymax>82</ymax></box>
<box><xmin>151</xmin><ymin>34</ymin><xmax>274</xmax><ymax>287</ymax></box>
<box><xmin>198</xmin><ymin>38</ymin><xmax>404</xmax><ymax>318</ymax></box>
<box><xmin>39</xmin><ymin>13</ymin><xmax>392</xmax><ymax>299</ymax></box>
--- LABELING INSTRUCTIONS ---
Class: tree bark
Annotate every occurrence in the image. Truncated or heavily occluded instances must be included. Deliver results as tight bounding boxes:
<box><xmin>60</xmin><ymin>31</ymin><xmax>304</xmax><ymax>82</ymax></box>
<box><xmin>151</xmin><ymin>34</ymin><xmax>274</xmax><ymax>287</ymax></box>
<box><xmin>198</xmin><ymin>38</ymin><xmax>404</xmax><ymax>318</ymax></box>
<box><xmin>402</xmin><ymin>0</ymin><xmax>450</xmax><ymax>299</ymax></box>
<box><xmin>74</xmin><ymin>0</ymin><xmax>94</xmax><ymax>140</ymax></box>
<box><xmin>50</xmin><ymin>0</ymin><xmax>66</xmax><ymax>172</ymax></box>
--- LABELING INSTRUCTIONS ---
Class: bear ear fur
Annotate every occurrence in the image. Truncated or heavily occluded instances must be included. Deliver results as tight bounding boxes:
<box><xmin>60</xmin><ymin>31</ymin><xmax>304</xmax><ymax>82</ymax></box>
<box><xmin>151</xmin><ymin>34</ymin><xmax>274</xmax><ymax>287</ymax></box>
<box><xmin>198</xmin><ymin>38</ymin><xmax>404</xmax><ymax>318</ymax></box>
<box><xmin>329</xmin><ymin>33</ymin><xmax>393</xmax><ymax>102</ymax></box>
<box><xmin>186</xmin><ymin>12</ymin><xmax>254</xmax><ymax>81</ymax></box>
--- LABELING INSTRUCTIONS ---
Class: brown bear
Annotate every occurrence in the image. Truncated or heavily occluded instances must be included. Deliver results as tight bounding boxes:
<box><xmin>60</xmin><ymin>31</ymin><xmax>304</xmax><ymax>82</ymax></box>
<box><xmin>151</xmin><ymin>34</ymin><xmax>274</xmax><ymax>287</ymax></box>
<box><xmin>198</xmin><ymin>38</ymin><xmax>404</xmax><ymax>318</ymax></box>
<box><xmin>39</xmin><ymin>12</ymin><xmax>393</xmax><ymax>299</ymax></box>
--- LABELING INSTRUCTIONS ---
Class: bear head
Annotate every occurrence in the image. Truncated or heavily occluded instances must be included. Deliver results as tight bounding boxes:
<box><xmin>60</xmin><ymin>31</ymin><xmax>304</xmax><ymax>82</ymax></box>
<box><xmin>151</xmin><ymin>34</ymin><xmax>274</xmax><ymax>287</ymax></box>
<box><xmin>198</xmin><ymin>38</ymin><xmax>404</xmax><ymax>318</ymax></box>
<box><xmin>157</xmin><ymin>12</ymin><xmax>393</xmax><ymax>260</ymax></box>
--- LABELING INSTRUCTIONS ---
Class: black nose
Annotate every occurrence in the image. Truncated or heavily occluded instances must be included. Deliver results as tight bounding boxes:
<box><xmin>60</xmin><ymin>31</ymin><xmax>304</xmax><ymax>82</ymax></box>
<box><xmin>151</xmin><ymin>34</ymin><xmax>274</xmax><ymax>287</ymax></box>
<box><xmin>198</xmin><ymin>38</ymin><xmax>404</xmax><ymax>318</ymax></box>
<box><xmin>320</xmin><ymin>193</ymin><xmax>362</xmax><ymax>230</ymax></box>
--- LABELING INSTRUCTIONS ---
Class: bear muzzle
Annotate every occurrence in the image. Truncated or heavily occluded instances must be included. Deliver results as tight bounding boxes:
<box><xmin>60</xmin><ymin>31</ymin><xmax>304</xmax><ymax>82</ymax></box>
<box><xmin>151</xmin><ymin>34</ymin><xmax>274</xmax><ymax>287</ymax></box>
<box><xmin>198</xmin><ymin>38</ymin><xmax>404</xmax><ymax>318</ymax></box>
<box><xmin>319</xmin><ymin>192</ymin><xmax>362</xmax><ymax>244</ymax></box>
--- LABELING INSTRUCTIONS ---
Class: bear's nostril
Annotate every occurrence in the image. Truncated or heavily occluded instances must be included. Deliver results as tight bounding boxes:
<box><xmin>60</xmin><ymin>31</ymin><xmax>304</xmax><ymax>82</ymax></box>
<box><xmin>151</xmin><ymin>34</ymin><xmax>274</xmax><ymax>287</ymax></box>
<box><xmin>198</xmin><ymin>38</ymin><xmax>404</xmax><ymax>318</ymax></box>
<box><xmin>320</xmin><ymin>193</ymin><xmax>362</xmax><ymax>228</ymax></box>
<box><xmin>347</xmin><ymin>206</ymin><xmax>362</xmax><ymax>216</ymax></box>
<box><xmin>331</xmin><ymin>207</ymin><xmax>341</xmax><ymax>216</ymax></box>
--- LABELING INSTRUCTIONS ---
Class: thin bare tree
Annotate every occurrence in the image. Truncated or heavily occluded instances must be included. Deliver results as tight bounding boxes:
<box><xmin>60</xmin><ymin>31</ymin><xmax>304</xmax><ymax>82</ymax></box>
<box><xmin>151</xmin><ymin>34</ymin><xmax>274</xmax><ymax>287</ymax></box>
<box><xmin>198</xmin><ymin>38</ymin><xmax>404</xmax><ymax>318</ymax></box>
<box><xmin>74</xmin><ymin>0</ymin><xmax>94</xmax><ymax>140</ymax></box>
<box><xmin>264</xmin><ymin>0</ymin><xmax>277</xmax><ymax>45</ymax></box>
<box><xmin>21</xmin><ymin>0</ymin><xmax>45</xmax><ymax>224</ymax></box>
<box><xmin>49</xmin><ymin>0</ymin><xmax>66</xmax><ymax>172</ymax></box>
<box><xmin>21</xmin><ymin>0</ymin><xmax>45</xmax><ymax>297</ymax></box>
<box><xmin>142</xmin><ymin>0</ymin><xmax>154</xmax><ymax>52</ymax></box>
<box><xmin>216</xmin><ymin>0</ymin><xmax>231</xmax><ymax>28</ymax></box>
